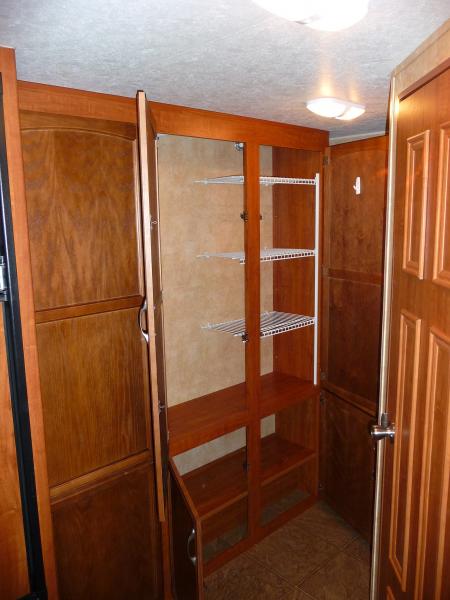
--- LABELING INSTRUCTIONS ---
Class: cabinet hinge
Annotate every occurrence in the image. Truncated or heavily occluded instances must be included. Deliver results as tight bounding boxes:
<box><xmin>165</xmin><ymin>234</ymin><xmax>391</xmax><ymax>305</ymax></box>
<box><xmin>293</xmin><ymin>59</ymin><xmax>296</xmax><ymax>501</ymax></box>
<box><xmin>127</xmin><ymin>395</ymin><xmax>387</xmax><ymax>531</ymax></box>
<box><xmin>0</xmin><ymin>256</ymin><xmax>8</xmax><ymax>302</ymax></box>
<box><xmin>323</xmin><ymin>155</ymin><xmax>329</xmax><ymax>166</ymax></box>
<box><xmin>240</xmin><ymin>211</ymin><xmax>248</xmax><ymax>222</ymax></box>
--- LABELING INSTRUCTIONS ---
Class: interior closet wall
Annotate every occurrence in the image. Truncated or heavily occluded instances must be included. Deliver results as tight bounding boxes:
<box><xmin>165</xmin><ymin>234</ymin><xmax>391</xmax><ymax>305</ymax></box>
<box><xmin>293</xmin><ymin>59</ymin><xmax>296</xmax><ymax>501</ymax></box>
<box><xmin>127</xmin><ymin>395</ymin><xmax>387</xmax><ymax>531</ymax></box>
<box><xmin>321</xmin><ymin>135</ymin><xmax>388</xmax><ymax>540</ymax></box>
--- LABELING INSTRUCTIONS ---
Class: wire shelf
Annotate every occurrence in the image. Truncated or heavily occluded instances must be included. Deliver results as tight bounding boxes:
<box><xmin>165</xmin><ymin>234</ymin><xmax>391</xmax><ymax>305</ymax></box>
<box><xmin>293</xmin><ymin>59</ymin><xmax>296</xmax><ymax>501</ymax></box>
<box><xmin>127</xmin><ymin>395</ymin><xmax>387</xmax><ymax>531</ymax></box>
<box><xmin>195</xmin><ymin>175</ymin><xmax>317</xmax><ymax>186</ymax></box>
<box><xmin>202</xmin><ymin>311</ymin><xmax>315</xmax><ymax>340</ymax></box>
<box><xmin>198</xmin><ymin>248</ymin><xmax>316</xmax><ymax>264</ymax></box>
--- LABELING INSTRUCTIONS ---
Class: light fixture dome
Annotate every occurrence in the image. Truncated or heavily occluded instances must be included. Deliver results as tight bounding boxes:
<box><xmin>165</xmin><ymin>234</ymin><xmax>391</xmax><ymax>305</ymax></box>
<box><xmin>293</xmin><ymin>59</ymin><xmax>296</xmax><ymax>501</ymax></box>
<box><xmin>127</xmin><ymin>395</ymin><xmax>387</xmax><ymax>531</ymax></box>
<box><xmin>252</xmin><ymin>0</ymin><xmax>369</xmax><ymax>31</ymax></box>
<box><xmin>306</xmin><ymin>97</ymin><xmax>365</xmax><ymax>120</ymax></box>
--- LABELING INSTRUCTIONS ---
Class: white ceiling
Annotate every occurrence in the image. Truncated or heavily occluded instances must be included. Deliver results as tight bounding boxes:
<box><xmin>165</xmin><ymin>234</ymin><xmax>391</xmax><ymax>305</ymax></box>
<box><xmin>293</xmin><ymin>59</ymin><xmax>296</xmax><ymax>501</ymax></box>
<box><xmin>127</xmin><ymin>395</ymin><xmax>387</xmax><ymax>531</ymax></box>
<box><xmin>1</xmin><ymin>1</ymin><xmax>449</xmax><ymax>138</ymax></box>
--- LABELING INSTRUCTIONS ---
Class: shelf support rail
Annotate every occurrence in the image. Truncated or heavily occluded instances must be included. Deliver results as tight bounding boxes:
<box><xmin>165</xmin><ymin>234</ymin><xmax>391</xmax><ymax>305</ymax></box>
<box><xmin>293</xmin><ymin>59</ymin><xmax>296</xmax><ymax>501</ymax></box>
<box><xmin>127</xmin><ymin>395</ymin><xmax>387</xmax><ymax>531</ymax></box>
<box><xmin>313</xmin><ymin>172</ymin><xmax>320</xmax><ymax>386</ymax></box>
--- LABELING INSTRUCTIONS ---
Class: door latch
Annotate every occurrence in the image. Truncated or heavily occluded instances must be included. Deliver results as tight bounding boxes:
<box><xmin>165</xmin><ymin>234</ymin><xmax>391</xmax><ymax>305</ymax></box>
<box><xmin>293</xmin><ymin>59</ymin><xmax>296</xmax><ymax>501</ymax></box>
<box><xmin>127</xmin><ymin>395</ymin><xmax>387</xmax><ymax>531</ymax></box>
<box><xmin>0</xmin><ymin>256</ymin><xmax>8</xmax><ymax>302</ymax></box>
<box><xmin>370</xmin><ymin>412</ymin><xmax>395</xmax><ymax>442</ymax></box>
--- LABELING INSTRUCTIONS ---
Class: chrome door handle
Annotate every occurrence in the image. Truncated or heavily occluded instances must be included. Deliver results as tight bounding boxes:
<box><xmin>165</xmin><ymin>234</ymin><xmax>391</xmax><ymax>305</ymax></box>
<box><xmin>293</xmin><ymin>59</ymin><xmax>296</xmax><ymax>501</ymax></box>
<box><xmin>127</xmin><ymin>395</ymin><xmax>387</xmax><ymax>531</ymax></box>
<box><xmin>187</xmin><ymin>528</ymin><xmax>197</xmax><ymax>567</ymax></box>
<box><xmin>371</xmin><ymin>423</ymin><xmax>396</xmax><ymax>441</ymax></box>
<box><xmin>138</xmin><ymin>298</ymin><xmax>149</xmax><ymax>343</ymax></box>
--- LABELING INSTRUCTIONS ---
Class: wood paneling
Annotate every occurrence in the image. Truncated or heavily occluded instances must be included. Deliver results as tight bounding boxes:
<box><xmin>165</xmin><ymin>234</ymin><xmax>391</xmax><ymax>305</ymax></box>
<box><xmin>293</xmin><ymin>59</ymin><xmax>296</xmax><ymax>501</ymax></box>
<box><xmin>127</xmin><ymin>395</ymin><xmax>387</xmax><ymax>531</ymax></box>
<box><xmin>402</xmin><ymin>131</ymin><xmax>430</xmax><ymax>279</ymax></box>
<box><xmin>21</xmin><ymin>112</ymin><xmax>142</xmax><ymax>311</ymax></box>
<box><xmin>18</xmin><ymin>81</ymin><xmax>136</xmax><ymax>124</ymax></box>
<box><xmin>36</xmin><ymin>308</ymin><xmax>149</xmax><ymax>486</ymax></box>
<box><xmin>388</xmin><ymin>311</ymin><xmax>421</xmax><ymax>591</ymax></box>
<box><xmin>150</xmin><ymin>101</ymin><xmax>328</xmax><ymax>150</ymax></box>
<box><xmin>0</xmin><ymin>47</ymin><xmax>58</xmax><ymax>597</ymax></box>
<box><xmin>415</xmin><ymin>328</ymin><xmax>450</xmax><ymax>599</ymax></box>
<box><xmin>0</xmin><ymin>312</ymin><xmax>28</xmax><ymax>599</ymax></box>
<box><xmin>321</xmin><ymin>390</ymin><xmax>376</xmax><ymax>541</ymax></box>
<box><xmin>321</xmin><ymin>135</ymin><xmax>387</xmax><ymax>542</ymax></box>
<box><xmin>327</xmin><ymin>278</ymin><xmax>382</xmax><ymax>405</ymax></box>
<box><xmin>433</xmin><ymin>121</ymin><xmax>450</xmax><ymax>287</ymax></box>
<box><xmin>52</xmin><ymin>465</ymin><xmax>161</xmax><ymax>600</ymax></box>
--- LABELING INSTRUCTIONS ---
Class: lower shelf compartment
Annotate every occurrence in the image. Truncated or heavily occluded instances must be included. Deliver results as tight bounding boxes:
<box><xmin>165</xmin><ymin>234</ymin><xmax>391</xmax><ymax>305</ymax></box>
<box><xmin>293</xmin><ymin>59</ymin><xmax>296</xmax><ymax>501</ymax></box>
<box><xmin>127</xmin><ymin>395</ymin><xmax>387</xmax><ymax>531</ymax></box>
<box><xmin>182</xmin><ymin>433</ymin><xmax>315</xmax><ymax>520</ymax></box>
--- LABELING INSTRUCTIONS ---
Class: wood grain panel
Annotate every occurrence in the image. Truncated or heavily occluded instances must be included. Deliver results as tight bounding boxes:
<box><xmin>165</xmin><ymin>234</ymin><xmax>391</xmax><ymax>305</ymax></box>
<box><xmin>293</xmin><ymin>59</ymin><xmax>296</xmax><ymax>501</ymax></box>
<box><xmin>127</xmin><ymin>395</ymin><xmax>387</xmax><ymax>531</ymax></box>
<box><xmin>36</xmin><ymin>308</ymin><xmax>149</xmax><ymax>486</ymax></box>
<box><xmin>52</xmin><ymin>465</ymin><xmax>161</xmax><ymax>599</ymax></box>
<box><xmin>327</xmin><ymin>278</ymin><xmax>382</xmax><ymax>405</ymax></box>
<box><xmin>402</xmin><ymin>131</ymin><xmax>430</xmax><ymax>279</ymax></box>
<box><xmin>389</xmin><ymin>311</ymin><xmax>422</xmax><ymax>591</ymax></box>
<box><xmin>21</xmin><ymin>114</ymin><xmax>142</xmax><ymax>311</ymax></box>
<box><xmin>415</xmin><ymin>328</ymin><xmax>450</xmax><ymax>599</ymax></box>
<box><xmin>433</xmin><ymin>122</ymin><xmax>450</xmax><ymax>287</ymax></box>
<box><xmin>321</xmin><ymin>390</ymin><xmax>376</xmax><ymax>541</ymax></box>
<box><xmin>328</xmin><ymin>135</ymin><xmax>388</xmax><ymax>275</ymax></box>
<box><xmin>0</xmin><ymin>312</ymin><xmax>28</xmax><ymax>599</ymax></box>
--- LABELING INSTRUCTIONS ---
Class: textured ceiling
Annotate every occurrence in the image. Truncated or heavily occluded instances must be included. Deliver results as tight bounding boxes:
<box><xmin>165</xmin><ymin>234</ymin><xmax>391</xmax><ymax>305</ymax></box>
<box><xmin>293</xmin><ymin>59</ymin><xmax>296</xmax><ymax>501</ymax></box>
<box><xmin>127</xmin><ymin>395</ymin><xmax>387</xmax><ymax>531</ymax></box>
<box><xmin>1</xmin><ymin>1</ymin><xmax>449</xmax><ymax>138</ymax></box>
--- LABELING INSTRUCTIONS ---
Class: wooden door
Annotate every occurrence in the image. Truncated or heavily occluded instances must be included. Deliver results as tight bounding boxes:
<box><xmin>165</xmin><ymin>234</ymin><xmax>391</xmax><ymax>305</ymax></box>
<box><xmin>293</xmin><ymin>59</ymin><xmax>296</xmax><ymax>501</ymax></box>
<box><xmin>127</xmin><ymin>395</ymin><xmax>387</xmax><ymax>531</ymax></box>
<box><xmin>170</xmin><ymin>461</ymin><xmax>204</xmax><ymax>600</ymax></box>
<box><xmin>378</xmin><ymin>65</ymin><xmax>450</xmax><ymax>598</ymax></box>
<box><xmin>136</xmin><ymin>91</ymin><xmax>169</xmax><ymax>522</ymax></box>
<box><xmin>20</xmin><ymin>107</ymin><xmax>162</xmax><ymax>598</ymax></box>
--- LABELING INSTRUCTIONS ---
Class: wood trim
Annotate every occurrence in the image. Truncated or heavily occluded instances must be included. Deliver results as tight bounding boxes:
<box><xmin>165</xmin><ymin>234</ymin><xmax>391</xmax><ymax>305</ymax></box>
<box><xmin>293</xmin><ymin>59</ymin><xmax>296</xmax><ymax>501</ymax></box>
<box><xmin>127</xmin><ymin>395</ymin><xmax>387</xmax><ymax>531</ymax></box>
<box><xmin>149</xmin><ymin>101</ymin><xmax>329</xmax><ymax>149</ymax></box>
<box><xmin>50</xmin><ymin>450</ymin><xmax>152</xmax><ymax>505</ymax></box>
<box><xmin>398</xmin><ymin>60</ymin><xmax>450</xmax><ymax>101</ymax></box>
<box><xmin>432</xmin><ymin>121</ymin><xmax>450</xmax><ymax>288</ymax></box>
<box><xmin>0</xmin><ymin>48</ymin><xmax>59</xmax><ymax>598</ymax></box>
<box><xmin>388</xmin><ymin>310</ymin><xmax>422</xmax><ymax>591</ymax></box>
<box><xmin>35</xmin><ymin>295</ymin><xmax>143</xmax><ymax>323</ymax></box>
<box><xmin>415</xmin><ymin>327</ymin><xmax>450</xmax><ymax>599</ymax></box>
<box><xmin>321</xmin><ymin>381</ymin><xmax>377</xmax><ymax>417</ymax></box>
<box><xmin>402</xmin><ymin>130</ymin><xmax>430</xmax><ymax>279</ymax></box>
<box><xmin>244</xmin><ymin>142</ymin><xmax>261</xmax><ymax>540</ymax></box>
<box><xmin>327</xmin><ymin>268</ymin><xmax>383</xmax><ymax>285</ymax></box>
<box><xmin>17</xmin><ymin>80</ymin><xmax>136</xmax><ymax>124</ymax></box>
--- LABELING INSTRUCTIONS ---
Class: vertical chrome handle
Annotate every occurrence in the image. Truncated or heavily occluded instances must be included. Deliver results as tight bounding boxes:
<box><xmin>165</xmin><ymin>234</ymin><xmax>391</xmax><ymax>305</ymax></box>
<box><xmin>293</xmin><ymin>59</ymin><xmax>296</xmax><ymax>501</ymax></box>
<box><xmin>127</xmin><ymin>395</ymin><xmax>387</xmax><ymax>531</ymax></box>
<box><xmin>139</xmin><ymin>298</ymin><xmax>149</xmax><ymax>343</ymax></box>
<box><xmin>187</xmin><ymin>528</ymin><xmax>197</xmax><ymax>566</ymax></box>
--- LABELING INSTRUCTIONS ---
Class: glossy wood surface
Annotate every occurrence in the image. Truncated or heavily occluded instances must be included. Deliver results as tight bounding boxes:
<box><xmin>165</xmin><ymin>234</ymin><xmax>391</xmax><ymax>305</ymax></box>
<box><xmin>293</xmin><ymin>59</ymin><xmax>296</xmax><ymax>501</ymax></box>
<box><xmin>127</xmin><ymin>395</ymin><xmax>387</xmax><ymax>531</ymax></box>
<box><xmin>168</xmin><ymin>372</ymin><xmax>317</xmax><ymax>456</ymax></box>
<box><xmin>0</xmin><ymin>47</ymin><xmax>58</xmax><ymax>598</ymax></box>
<box><xmin>321</xmin><ymin>136</ymin><xmax>387</xmax><ymax>544</ymax></box>
<box><xmin>36</xmin><ymin>308</ymin><xmax>149</xmax><ymax>485</ymax></box>
<box><xmin>150</xmin><ymin>101</ymin><xmax>328</xmax><ymax>149</ymax></box>
<box><xmin>20</xmin><ymin>108</ymin><xmax>162</xmax><ymax>597</ymax></box>
<box><xmin>379</xmin><ymin>65</ymin><xmax>450</xmax><ymax>599</ymax></box>
<box><xmin>21</xmin><ymin>111</ymin><xmax>141</xmax><ymax>311</ymax></box>
<box><xmin>0</xmin><ymin>312</ymin><xmax>28</xmax><ymax>599</ymax></box>
<box><xmin>321</xmin><ymin>390</ymin><xmax>376</xmax><ymax>541</ymax></box>
<box><xmin>52</xmin><ymin>465</ymin><xmax>161</xmax><ymax>600</ymax></box>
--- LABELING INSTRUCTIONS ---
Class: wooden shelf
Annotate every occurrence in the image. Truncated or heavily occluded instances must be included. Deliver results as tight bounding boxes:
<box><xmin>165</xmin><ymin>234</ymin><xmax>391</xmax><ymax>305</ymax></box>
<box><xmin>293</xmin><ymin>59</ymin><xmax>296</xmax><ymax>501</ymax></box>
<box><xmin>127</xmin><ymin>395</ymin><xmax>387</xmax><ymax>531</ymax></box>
<box><xmin>183</xmin><ymin>447</ymin><xmax>248</xmax><ymax>519</ymax></box>
<box><xmin>168</xmin><ymin>382</ymin><xmax>249</xmax><ymax>456</ymax></box>
<box><xmin>261</xmin><ymin>434</ymin><xmax>315</xmax><ymax>484</ymax></box>
<box><xmin>168</xmin><ymin>372</ymin><xmax>317</xmax><ymax>456</ymax></box>
<box><xmin>260</xmin><ymin>372</ymin><xmax>317</xmax><ymax>418</ymax></box>
<box><xmin>181</xmin><ymin>433</ymin><xmax>315</xmax><ymax>521</ymax></box>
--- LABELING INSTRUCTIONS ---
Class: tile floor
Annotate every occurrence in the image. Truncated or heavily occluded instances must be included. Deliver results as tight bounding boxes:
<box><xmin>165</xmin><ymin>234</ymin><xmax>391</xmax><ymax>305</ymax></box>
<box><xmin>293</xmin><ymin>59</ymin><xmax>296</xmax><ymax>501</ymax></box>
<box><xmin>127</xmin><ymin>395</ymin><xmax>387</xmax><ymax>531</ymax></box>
<box><xmin>204</xmin><ymin>502</ymin><xmax>371</xmax><ymax>600</ymax></box>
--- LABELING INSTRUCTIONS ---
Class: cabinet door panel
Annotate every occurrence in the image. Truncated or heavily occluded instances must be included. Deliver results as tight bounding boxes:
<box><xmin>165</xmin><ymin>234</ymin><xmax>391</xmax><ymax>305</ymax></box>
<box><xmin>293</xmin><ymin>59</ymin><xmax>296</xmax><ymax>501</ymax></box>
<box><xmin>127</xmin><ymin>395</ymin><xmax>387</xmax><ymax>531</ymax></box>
<box><xmin>170</xmin><ymin>461</ymin><xmax>203</xmax><ymax>600</ymax></box>
<box><xmin>52</xmin><ymin>466</ymin><xmax>161</xmax><ymax>599</ymax></box>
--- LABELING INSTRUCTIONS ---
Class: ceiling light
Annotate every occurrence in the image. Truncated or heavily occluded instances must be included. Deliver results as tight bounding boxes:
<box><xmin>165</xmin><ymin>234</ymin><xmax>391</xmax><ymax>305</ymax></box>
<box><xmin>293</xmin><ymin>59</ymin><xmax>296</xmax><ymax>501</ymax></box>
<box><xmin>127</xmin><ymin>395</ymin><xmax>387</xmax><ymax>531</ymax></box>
<box><xmin>252</xmin><ymin>0</ymin><xmax>369</xmax><ymax>31</ymax></box>
<box><xmin>306</xmin><ymin>97</ymin><xmax>365</xmax><ymax>120</ymax></box>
